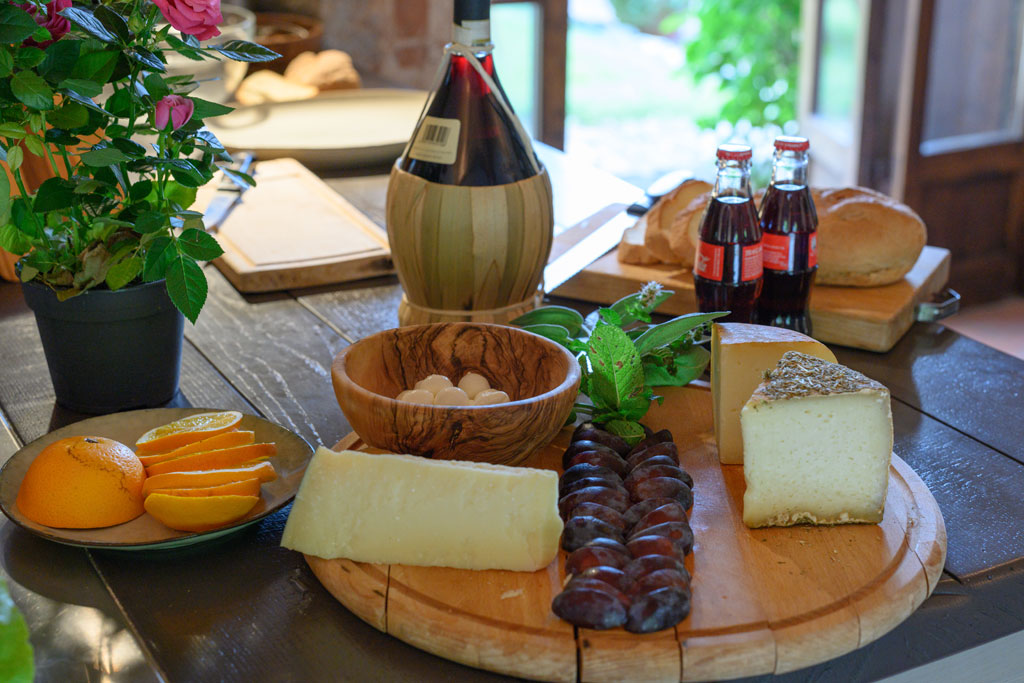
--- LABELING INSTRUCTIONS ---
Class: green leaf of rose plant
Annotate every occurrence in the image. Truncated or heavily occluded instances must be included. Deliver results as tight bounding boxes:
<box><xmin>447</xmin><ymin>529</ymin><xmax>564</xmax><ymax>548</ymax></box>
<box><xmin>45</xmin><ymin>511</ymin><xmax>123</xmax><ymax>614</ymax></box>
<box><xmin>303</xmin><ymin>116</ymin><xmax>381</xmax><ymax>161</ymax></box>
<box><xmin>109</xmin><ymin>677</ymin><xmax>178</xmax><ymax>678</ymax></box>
<box><xmin>0</xmin><ymin>580</ymin><xmax>33</xmax><ymax>683</ymax></box>
<box><xmin>105</xmin><ymin>255</ymin><xmax>142</xmax><ymax>290</ymax></box>
<box><xmin>177</xmin><ymin>228</ymin><xmax>223</xmax><ymax>261</ymax></box>
<box><xmin>165</xmin><ymin>255</ymin><xmax>207</xmax><ymax>325</ymax></box>
<box><xmin>0</xmin><ymin>5</ymin><xmax>41</xmax><ymax>44</ymax></box>
<box><xmin>209</xmin><ymin>40</ymin><xmax>281</xmax><ymax>63</ymax></box>
<box><xmin>11</xmin><ymin>71</ymin><xmax>54</xmax><ymax>111</ymax></box>
<box><xmin>81</xmin><ymin>146</ymin><xmax>129</xmax><ymax>166</ymax></box>
<box><xmin>60</xmin><ymin>6</ymin><xmax>118</xmax><ymax>43</ymax></box>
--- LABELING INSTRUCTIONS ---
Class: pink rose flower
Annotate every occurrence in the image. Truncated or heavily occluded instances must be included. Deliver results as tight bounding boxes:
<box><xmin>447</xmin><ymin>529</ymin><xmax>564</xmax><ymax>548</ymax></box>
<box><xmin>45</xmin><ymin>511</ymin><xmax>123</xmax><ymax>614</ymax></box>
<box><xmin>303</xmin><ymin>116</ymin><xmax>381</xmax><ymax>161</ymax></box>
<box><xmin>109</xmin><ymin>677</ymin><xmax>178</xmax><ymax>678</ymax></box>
<box><xmin>154</xmin><ymin>95</ymin><xmax>195</xmax><ymax>131</ymax></box>
<box><xmin>153</xmin><ymin>0</ymin><xmax>222</xmax><ymax>42</ymax></box>
<box><xmin>18</xmin><ymin>0</ymin><xmax>72</xmax><ymax>48</ymax></box>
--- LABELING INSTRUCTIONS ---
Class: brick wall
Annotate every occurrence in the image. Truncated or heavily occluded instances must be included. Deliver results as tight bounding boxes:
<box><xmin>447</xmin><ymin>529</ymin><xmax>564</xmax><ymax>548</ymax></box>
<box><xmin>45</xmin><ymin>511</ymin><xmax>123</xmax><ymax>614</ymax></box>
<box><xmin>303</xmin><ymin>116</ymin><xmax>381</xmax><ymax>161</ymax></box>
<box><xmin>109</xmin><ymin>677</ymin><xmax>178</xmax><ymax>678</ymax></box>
<box><xmin>242</xmin><ymin>0</ymin><xmax>452</xmax><ymax>89</ymax></box>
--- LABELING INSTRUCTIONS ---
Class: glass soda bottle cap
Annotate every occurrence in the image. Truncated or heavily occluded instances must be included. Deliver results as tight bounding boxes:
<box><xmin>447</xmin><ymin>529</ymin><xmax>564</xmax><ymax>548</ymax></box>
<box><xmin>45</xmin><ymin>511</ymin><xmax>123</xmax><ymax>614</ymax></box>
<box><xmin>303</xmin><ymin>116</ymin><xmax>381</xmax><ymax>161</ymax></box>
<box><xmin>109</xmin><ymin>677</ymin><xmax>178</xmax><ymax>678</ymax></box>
<box><xmin>717</xmin><ymin>143</ymin><xmax>752</xmax><ymax>160</ymax></box>
<box><xmin>774</xmin><ymin>136</ymin><xmax>810</xmax><ymax>151</ymax></box>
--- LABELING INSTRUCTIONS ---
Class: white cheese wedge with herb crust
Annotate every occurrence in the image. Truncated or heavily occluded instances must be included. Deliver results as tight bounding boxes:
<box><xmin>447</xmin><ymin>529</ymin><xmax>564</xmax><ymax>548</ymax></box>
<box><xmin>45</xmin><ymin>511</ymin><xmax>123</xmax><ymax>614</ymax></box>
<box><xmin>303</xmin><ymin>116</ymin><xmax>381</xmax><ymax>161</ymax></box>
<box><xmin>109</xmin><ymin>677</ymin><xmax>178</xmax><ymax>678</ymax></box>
<box><xmin>740</xmin><ymin>351</ymin><xmax>893</xmax><ymax>528</ymax></box>
<box><xmin>281</xmin><ymin>447</ymin><xmax>562</xmax><ymax>571</ymax></box>
<box><xmin>711</xmin><ymin>323</ymin><xmax>837</xmax><ymax>464</ymax></box>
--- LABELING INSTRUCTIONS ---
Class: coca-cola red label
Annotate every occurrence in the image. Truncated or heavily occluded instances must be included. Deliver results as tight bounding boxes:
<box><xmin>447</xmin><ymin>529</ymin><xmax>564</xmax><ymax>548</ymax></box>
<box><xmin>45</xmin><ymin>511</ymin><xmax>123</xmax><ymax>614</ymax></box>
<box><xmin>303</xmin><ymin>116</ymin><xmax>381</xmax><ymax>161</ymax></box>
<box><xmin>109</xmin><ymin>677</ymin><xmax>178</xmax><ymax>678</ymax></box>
<box><xmin>741</xmin><ymin>242</ymin><xmax>763</xmax><ymax>281</ymax></box>
<box><xmin>695</xmin><ymin>241</ymin><xmax>762</xmax><ymax>282</ymax></box>
<box><xmin>762</xmin><ymin>231</ymin><xmax>818</xmax><ymax>271</ymax></box>
<box><xmin>695</xmin><ymin>242</ymin><xmax>724</xmax><ymax>280</ymax></box>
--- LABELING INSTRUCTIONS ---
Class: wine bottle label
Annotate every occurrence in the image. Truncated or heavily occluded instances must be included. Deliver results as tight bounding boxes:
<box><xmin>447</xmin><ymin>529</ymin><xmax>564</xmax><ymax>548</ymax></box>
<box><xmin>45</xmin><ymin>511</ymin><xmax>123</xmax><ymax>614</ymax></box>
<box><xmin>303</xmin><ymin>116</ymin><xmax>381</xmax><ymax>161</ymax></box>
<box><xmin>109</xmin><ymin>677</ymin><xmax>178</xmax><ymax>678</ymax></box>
<box><xmin>409</xmin><ymin>116</ymin><xmax>461</xmax><ymax>165</ymax></box>
<box><xmin>695</xmin><ymin>241</ymin><xmax>763</xmax><ymax>282</ymax></box>
<box><xmin>762</xmin><ymin>231</ymin><xmax>818</xmax><ymax>271</ymax></box>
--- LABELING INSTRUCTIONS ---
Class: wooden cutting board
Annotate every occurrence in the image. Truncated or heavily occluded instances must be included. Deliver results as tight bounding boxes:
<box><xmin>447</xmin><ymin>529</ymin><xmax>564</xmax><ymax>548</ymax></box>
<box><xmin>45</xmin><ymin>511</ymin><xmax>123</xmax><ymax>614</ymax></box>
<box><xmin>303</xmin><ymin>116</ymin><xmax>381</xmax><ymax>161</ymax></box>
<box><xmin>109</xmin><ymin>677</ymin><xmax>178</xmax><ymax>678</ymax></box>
<box><xmin>196</xmin><ymin>158</ymin><xmax>393</xmax><ymax>292</ymax></box>
<box><xmin>551</xmin><ymin>245</ymin><xmax>950</xmax><ymax>353</ymax></box>
<box><xmin>305</xmin><ymin>384</ymin><xmax>946</xmax><ymax>682</ymax></box>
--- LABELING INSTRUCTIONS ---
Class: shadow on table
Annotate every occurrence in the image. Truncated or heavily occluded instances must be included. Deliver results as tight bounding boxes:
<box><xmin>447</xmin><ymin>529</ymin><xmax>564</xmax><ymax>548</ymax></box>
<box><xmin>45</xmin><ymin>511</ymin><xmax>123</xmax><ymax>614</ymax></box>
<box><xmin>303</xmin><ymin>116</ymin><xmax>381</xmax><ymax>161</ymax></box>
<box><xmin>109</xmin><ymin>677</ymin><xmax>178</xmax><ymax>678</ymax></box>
<box><xmin>46</xmin><ymin>390</ymin><xmax>193</xmax><ymax>433</ymax></box>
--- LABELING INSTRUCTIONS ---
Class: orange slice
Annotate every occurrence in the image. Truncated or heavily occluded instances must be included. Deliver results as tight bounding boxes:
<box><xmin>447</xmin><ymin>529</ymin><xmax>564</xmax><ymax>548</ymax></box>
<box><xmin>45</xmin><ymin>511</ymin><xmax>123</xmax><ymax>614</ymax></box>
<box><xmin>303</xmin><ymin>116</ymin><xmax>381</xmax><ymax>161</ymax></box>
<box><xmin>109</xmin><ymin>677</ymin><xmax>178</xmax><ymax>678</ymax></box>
<box><xmin>144</xmin><ymin>443</ymin><xmax>277</xmax><ymax>477</ymax></box>
<box><xmin>138</xmin><ymin>430</ymin><xmax>255</xmax><ymax>467</ymax></box>
<box><xmin>151</xmin><ymin>478</ymin><xmax>262</xmax><ymax>499</ymax></box>
<box><xmin>144</xmin><ymin>493</ymin><xmax>260</xmax><ymax>532</ymax></box>
<box><xmin>143</xmin><ymin>462</ymin><xmax>278</xmax><ymax>497</ymax></box>
<box><xmin>136</xmin><ymin>411</ymin><xmax>243</xmax><ymax>455</ymax></box>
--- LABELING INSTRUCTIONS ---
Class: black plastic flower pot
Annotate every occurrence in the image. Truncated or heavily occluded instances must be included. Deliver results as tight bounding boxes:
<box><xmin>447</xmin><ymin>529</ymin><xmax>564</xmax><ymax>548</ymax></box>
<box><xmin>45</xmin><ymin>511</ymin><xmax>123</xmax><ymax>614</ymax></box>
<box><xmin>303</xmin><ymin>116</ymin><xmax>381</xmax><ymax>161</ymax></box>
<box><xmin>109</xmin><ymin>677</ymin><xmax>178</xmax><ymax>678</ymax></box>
<box><xmin>21</xmin><ymin>279</ymin><xmax>185</xmax><ymax>414</ymax></box>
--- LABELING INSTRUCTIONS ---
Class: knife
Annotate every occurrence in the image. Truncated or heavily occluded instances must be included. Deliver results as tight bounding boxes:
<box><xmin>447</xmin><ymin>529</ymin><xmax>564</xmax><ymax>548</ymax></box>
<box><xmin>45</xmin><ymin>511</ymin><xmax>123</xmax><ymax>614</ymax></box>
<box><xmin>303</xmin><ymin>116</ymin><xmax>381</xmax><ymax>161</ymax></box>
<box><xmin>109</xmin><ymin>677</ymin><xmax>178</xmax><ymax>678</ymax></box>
<box><xmin>543</xmin><ymin>204</ymin><xmax>636</xmax><ymax>294</ymax></box>
<box><xmin>204</xmin><ymin>152</ymin><xmax>255</xmax><ymax>232</ymax></box>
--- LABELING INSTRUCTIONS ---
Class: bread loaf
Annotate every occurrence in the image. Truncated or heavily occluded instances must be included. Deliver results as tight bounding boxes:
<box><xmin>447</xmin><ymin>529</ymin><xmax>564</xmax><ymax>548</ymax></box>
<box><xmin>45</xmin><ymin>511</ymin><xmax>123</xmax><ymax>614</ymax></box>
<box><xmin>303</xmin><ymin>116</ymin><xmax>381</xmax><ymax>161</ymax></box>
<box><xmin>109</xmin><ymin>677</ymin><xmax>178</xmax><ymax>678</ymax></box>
<box><xmin>617</xmin><ymin>213</ymin><xmax>661</xmax><ymax>265</ymax></box>
<box><xmin>236</xmin><ymin>70</ymin><xmax>318</xmax><ymax>105</ymax></box>
<box><xmin>816</xmin><ymin>187</ymin><xmax>926</xmax><ymax>287</ymax></box>
<box><xmin>618</xmin><ymin>178</ymin><xmax>711</xmax><ymax>265</ymax></box>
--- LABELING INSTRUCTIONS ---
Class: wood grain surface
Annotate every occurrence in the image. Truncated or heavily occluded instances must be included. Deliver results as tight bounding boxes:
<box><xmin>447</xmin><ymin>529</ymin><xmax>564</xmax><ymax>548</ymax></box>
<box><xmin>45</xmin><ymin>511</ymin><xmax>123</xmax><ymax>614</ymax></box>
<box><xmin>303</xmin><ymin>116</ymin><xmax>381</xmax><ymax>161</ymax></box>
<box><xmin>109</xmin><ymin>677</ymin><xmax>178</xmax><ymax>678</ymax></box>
<box><xmin>331</xmin><ymin>322</ymin><xmax>580</xmax><ymax>464</ymax></box>
<box><xmin>196</xmin><ymin>158</ymin><xmax>393</xmax><ymax>293</ymax></box>
<box><xmin>307</xmin><ymin>384</ymin><xmax>946</xmax><ymax>682</ymax></box>
<box><xmin>550</xmin><ymin>246</ymin><xmax>950</xmax><ymax>353</ymax></box>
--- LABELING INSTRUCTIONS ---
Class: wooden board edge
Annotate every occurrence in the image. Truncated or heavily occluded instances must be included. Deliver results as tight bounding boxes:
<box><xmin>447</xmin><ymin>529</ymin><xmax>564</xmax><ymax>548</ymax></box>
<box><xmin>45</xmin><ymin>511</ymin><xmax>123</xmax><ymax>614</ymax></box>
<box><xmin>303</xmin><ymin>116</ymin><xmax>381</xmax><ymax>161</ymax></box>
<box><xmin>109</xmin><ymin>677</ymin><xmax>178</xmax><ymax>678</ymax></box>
<box><xmin>771</xmin><ymin>605</ymin><xmax>861</xmax><ymax>675</ymax></box>
<box><xmin>577</xmin><ymin>628</ymin><xmax>680</xmax><ymax>683</ymax></box>
<box><xmin>891</xmin><ymin>455</ymin><xmax>948</xmax><ymax>594</ymax></box>
<box><xmin>681</xmin><ymin>628</ymin><xmax>776</xmax><ymax>682</ymax></box>
<box><xmin>305</xmin><ymin>555</ymin><xmax>388</xmax><ymax>632</ymax></box>
<box><xmin>386</xmin><ymin>578</ymin><xmax>577</xmax><ymax>683</ymax></box>
<box><xmin>212</xmin><ymin>249</ymin><xmax>393</xmax><ymax>293</ymax></box>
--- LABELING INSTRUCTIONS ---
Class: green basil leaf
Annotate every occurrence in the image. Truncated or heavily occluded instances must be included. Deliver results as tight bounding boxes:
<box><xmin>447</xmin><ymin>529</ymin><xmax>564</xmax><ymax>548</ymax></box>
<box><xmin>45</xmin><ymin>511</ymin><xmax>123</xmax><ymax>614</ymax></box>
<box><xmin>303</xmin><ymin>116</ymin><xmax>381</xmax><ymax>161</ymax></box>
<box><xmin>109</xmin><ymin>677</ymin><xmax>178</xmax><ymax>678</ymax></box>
<box><xmin>81</xmin><ymin>146</ymin><xmax>129</xmax><ymax>166</ymax></box>
<box><xmin>165</xmin><ymin>254</ymin><xmax>207</xmax><ymax>324</ymax></box>
<box><xmin>208</xmin><ymin>40</ymin><xmax>281</xmax><ymax>63</ymax></box>
<box><xmin>633</xmin><ymin>311</ymin><xmax>729</xmax><ymax>356</ymax></box>
<box><xmin>521</xmin><ymin>323</ymin><xmax>571</xmax><ymax>347</ymax></box>
<box><xmin>11</xmin><ymin>71</ymin><xmax>53</xmax><ymax>111</ymax></box>
<box><xmin>643</xmin><ymin>345</ymin><xmax>710</xmax><ymax>387</ymax></box>
<box><xmin>587</xmin><ymin>321</ymin><xmax>645</xmax><ymax>413</ymax></box>
<box><xmin>603</xmin><ymin>420</ymin><xmax>646</xmax><ymax>446</ymax></box>
<box><xmin>512</xmin><ymin>305</ymin><xmax>584</xmax><ymax>336</ymax></box>
<box><xmin>177</xmin><ymin>228</ymin><xmax>223</xmax><ymax>261</ymax></box>
<box><xmin>0</xmin><ymin>5</ymin><xmax>41</xmax><ymax>44</ymax></box>
<box><xmin>105</xmin><ymin>255</ymin><xmax>142</xmax><ymax>290</ymax></box>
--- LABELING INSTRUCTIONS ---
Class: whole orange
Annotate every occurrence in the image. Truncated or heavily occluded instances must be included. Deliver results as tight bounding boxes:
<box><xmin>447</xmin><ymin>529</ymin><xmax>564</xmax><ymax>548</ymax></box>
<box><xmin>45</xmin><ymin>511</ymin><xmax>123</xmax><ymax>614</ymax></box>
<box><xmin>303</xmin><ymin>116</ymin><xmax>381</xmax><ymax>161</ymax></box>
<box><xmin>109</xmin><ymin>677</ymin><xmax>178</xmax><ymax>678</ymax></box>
<box><xmin>16</xmin><ymin>436</ymin><xmax>146</xmax><ymax>529</ymax></box>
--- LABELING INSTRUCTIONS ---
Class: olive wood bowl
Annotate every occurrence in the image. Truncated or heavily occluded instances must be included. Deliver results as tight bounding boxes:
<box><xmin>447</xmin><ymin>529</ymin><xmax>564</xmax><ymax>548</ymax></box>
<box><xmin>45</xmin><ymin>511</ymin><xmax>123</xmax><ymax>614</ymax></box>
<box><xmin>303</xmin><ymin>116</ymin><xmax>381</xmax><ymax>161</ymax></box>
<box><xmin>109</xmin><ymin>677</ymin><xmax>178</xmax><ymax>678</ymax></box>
<box><xmin>331</xmin><ymin>322</ymin><xmax>581</xmax><ymax>465</ymax></box>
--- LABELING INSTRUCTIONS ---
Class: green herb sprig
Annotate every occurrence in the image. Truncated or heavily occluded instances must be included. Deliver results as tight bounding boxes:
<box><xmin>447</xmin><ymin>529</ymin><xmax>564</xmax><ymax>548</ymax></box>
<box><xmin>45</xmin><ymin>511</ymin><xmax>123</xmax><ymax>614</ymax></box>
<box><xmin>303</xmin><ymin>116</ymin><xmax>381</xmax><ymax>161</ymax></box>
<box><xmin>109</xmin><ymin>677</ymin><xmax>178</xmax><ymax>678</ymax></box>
<box><xmin>513</xmin><ymin>282</ymin><xmax>727</xmax><ymax>444</ymax></box>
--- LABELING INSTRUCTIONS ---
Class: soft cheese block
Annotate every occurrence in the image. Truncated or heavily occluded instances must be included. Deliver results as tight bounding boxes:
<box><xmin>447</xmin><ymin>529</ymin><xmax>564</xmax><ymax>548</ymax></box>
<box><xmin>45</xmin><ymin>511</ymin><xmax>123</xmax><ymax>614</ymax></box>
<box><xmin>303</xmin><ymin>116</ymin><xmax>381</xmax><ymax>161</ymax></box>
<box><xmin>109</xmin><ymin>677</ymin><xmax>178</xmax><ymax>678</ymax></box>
<box><xmin>741</xmin><ymin>352</ymin><xmax>893</xmax><ymax>528</ymax></box>
<box><xmin>281</xmin><ymin>447</ymin><xmax>563</xmax><ymax>571</ymax></box>
<box><xmin>711</xmin><ymin>323</ymin><xmax>836</xmax><ymax>464</ymax></box>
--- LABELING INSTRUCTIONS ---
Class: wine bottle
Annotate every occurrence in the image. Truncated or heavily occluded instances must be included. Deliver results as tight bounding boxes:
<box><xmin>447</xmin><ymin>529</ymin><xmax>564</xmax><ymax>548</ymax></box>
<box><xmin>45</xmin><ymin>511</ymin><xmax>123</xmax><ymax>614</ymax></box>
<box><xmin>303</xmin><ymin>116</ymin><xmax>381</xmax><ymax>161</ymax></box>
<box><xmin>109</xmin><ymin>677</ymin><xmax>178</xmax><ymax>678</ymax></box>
<box><xmin>398</xmin><ymin>0</ymin><xmax>540</xmax><ymax>186</ymax></box>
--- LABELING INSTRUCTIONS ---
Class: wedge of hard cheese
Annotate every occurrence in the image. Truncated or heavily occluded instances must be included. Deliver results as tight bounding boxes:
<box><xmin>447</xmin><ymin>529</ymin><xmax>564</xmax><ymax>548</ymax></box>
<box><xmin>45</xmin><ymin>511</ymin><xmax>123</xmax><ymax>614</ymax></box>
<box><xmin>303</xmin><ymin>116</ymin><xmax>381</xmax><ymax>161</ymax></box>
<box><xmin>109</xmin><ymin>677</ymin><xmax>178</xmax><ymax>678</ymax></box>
<box><xmin>711</xmin><ymin>323</ymin><xmax>837</xmax><ymax>464</ymax></box>
<box><xmin>281</xmin><ymin>447</ymin><xmax>563</xmax><ymax>571</ymax></box>
<box><xmin>741</xmin><ymin>352</ymin><xmax>893</xmax><ymax>528</ymax></box>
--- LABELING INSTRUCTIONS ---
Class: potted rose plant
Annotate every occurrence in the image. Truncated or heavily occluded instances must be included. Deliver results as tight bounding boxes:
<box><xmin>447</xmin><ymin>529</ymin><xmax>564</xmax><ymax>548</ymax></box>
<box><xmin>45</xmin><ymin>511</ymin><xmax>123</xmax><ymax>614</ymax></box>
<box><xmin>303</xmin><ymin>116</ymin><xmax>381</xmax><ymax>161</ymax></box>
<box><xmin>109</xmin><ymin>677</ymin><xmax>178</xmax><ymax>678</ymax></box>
<box><xmin>0</xmin><ymin>0</ymin><xmax>278</xmax><ymax>413</ymax></box>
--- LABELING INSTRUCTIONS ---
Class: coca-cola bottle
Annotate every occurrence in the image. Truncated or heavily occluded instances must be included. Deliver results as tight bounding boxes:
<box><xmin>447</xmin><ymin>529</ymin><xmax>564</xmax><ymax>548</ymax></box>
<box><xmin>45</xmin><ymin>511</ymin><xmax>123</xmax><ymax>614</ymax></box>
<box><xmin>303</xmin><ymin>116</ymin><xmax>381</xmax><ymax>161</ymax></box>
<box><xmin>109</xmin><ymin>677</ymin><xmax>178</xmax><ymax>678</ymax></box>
<box><xmin>398</xmin><ymin>0</ymin><xmax>539</xmax><ymax>186</ymax></box>
<box><xmin>693</xmin><ymin>144</ymin><xmax>763</xmax><ymax>322</ymax></box>
<box><xmin>757</xmin><ymin>136</ymin><xmax>818</xmax><ymax>334</ymax></box>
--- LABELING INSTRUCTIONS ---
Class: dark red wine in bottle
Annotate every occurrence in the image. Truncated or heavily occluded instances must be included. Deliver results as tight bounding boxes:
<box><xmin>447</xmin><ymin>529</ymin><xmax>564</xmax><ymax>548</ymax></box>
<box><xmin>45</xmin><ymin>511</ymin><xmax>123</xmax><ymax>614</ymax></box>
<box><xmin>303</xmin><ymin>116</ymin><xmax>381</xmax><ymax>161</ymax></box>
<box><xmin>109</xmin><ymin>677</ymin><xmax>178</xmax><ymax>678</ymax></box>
<box><xmin>398</xmin><ymin>0</ymin><xmax>538</xmax><ymax>186</ymax></box>
<box><xmin>757</xmin><ymin>136</ymin><xmax>818</xmax><ymax>334</ymax></box>
<box><xmin>693</xmin><ymin>144</ymin><xmax>762</xmax><ymax>323</ymax></box>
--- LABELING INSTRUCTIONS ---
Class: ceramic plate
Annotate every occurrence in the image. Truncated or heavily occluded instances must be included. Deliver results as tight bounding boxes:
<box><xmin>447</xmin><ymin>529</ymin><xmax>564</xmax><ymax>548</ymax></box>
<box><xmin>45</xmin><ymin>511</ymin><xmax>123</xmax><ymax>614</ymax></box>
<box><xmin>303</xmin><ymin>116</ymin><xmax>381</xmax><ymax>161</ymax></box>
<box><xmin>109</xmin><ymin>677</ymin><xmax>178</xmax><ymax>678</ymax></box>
<box><xmin>0</xmin><ymin>408</ymin><xmax>313</xmax><ymax>551</ymax></box>
<box><xmin>206</xmin><ymin>88</ymin><xmax>428</xmax><ymax>169</ymax></box>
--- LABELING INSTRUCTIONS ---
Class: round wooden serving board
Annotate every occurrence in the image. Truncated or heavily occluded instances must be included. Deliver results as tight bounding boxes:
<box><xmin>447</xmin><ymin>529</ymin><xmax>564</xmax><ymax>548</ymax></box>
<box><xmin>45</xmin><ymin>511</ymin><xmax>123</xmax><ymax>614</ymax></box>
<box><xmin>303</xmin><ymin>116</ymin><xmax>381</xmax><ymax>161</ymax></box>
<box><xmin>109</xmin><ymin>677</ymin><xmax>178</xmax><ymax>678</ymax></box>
<box><xmin>305</xmin><ymin>384</ymin><xmax>946</xmax><ymax>682</ymax></box>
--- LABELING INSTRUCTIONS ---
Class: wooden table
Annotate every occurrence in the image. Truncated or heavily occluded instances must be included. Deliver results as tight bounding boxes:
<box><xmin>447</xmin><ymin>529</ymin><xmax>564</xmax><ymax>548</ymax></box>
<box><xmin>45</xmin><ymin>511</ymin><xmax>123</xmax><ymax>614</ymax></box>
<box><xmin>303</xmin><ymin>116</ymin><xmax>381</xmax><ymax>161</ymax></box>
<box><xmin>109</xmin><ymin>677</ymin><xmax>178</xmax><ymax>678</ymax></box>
<box><xmin>2</xmin><ymin>147</ymin><xmax>1024</xmax><ymax>682</ymax></box>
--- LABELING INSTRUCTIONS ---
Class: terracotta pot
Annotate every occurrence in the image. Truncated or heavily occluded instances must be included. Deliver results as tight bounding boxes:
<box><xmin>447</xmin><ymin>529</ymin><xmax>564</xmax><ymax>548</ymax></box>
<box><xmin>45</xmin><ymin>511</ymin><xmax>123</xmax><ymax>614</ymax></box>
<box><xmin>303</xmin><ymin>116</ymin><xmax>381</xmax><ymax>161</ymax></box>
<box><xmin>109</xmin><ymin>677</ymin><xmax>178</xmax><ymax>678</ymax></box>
<box><xmin>21</xmin><ymin>279</ymin><xmax>184</xmax><ymax>414</ymax></box>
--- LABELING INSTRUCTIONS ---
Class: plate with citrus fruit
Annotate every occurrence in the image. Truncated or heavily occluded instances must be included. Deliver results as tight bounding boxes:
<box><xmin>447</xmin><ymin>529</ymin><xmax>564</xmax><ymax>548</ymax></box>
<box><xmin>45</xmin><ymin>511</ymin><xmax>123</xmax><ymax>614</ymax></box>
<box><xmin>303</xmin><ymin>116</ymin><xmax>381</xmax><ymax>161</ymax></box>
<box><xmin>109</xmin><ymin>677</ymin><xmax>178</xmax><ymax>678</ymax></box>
<box><xmin>0</xmin><ymin>409</ymin><xmax>313</xmax><ymax>550</ymax></box>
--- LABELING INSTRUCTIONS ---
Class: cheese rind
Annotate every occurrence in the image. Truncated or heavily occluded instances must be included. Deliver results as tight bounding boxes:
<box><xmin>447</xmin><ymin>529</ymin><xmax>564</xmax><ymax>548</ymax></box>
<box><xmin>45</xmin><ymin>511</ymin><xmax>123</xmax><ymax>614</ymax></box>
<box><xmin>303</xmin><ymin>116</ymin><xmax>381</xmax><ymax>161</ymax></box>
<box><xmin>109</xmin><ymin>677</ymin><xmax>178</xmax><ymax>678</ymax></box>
<box><xmin>740</xmin><ymin>352</ymin><xmax>893</xmax><ymax>528</ymax></box>
<box><xmin>281</xmin><ymin>447</ymin><xmax>563</xmax><ymax>571</ymax></box>
<box><xmin>711</xmin><ymin>323</ymin><xmax>837</xmax><ymax>464</ymax></box>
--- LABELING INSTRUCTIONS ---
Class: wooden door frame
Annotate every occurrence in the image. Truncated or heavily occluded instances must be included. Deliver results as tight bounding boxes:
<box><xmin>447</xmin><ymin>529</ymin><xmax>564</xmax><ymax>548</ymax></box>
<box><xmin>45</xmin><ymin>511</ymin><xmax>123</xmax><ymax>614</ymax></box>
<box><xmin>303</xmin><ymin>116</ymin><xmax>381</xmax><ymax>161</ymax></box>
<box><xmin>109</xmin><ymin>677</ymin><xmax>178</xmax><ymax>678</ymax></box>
<box><xmin>894</xmin><ymin>0</ymin><xmax>1024</xmax><ymax>295</ymax></box>
<box><xmin>494</xmin><ymin>0</ymin><xmax>567</xmax><ymax>150</ymax></box>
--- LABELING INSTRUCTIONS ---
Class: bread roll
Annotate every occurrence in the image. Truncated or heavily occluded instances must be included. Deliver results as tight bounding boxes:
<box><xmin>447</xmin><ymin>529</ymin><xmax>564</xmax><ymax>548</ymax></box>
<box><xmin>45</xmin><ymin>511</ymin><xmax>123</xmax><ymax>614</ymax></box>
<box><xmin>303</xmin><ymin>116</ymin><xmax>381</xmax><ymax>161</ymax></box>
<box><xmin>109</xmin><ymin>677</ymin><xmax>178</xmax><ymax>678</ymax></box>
<box><xmin>618</xmin><ymin>179</ymin><xmax>711</xmax><ymax>265</ymax></box>
<box><xmin>284</xmin><ymin>49</ymin><xmax>361</xmax><ymax>91</ymax></box>
<box><xmin>236</xmin><ymin>70</ymin><xmax>318</xmax><ymax>105</ymax></box>
<box><xmin>666</xmin><ymin>191</ymin><xmax>708</xmax><ymax>267</ymax></box>
<box><xmin>815</xmin><ymin>187</ymin><xmax>926</xmax><ymax>287</ymax></box>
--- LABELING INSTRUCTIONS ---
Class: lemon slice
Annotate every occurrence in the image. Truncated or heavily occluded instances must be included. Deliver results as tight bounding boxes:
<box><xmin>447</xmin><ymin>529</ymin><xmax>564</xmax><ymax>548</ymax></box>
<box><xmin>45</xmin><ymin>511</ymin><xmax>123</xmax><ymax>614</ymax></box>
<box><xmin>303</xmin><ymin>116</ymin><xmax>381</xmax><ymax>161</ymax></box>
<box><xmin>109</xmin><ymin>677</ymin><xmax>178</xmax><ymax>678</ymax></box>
<box><xmin>135</xmin><ymin>411</ymin><xmax>243</xmax><ymax>455</ymax></box>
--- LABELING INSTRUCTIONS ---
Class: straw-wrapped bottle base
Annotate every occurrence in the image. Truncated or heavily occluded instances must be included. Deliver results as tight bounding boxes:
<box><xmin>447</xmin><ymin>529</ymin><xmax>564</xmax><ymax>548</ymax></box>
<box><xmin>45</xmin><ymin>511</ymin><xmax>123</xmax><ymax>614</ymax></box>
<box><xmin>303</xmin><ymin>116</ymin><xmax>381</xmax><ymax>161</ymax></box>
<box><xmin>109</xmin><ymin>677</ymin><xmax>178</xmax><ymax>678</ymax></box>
<box><xmin>398</xmin><ymin>286</ymin><xmax>543</xmax><ymax>326</ymax></box>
